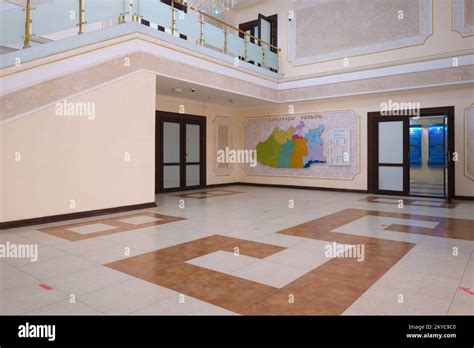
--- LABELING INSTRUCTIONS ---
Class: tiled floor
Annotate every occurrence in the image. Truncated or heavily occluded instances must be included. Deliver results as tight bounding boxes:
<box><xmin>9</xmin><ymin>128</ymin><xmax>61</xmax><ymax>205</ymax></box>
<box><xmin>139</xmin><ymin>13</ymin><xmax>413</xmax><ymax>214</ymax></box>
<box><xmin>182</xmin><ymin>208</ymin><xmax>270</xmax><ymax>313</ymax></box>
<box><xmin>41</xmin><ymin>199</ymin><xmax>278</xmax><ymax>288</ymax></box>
<box><xmin>0</xmin><ymin>186</ymin><xmax>473</xmax><ymax>315</ymax></box>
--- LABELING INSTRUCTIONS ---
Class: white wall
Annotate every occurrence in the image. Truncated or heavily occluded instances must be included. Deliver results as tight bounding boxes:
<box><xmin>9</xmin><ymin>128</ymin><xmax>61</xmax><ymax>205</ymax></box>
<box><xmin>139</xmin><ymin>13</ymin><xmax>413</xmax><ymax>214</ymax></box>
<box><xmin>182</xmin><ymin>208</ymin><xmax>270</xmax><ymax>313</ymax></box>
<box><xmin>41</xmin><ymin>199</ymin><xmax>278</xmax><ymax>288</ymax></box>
<box><xmin>0</xmin><ymin>71</ymin><xmax>157</xmax><ymax>222</ymax></box>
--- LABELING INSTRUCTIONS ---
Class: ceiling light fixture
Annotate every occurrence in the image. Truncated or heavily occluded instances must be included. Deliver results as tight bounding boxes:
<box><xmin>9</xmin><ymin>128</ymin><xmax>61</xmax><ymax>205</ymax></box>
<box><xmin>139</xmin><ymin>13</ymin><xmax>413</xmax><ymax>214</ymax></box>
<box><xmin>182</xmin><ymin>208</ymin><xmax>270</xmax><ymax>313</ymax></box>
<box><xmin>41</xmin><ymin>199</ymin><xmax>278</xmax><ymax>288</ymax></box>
<box><xmin>184</xmin><ymin>0</ymin><xmax>240</xmax><ymax>19</ymax></box>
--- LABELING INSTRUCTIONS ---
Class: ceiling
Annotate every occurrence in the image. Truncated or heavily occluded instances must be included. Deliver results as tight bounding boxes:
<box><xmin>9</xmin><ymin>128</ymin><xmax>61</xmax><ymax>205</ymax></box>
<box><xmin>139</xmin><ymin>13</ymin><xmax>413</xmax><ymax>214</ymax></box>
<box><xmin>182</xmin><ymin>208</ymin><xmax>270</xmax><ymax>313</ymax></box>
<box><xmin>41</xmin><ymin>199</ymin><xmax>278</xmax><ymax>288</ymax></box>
<box><xmin>155</xmin><ymin>75</ymin><xmax>273</xmax><ymax>108</ymax></box>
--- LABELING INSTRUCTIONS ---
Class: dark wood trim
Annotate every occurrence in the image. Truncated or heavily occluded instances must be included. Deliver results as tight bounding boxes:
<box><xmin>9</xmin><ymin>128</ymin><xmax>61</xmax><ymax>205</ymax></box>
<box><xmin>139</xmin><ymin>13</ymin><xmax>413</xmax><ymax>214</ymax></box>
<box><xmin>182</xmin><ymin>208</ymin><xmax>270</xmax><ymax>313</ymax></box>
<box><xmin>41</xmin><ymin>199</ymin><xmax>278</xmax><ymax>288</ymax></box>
<box><xmin>367</xmin><ymin>106</ymin><xmax>455</xmax><ymax>201</ymax></box>
<box><xmin>155</xmin><ymin>111</ymin><xmax>207</xmax><ymax>193</ymax></box>
<box><xmin>227</xmin><ymin>182</ymin><xmax>367</xmax><ymax>194</ymax></box>
<box><xmin>454</xmin><ymin>195</ymin><xmax>474</xmax><ymax>201</ymax></box>
<box><xmin>0</xmin><ymin>202</ymin><xmax>157</xmax><ymax>230</ymax></box>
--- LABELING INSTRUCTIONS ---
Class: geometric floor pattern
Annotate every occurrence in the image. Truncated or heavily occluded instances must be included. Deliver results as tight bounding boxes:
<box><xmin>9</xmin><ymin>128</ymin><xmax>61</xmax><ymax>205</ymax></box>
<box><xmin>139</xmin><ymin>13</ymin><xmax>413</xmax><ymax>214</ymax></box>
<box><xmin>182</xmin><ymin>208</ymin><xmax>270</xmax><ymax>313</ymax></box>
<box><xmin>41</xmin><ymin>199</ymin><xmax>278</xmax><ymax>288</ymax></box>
<box><xmin>1</xmin><ymin>186</ymin><xmax>473</xmax><ymax>315</ymax></box>
<box><xmin>38</xmin><ymin>212</ymin><xmax>185</xmax><ymax>241</ymax></box>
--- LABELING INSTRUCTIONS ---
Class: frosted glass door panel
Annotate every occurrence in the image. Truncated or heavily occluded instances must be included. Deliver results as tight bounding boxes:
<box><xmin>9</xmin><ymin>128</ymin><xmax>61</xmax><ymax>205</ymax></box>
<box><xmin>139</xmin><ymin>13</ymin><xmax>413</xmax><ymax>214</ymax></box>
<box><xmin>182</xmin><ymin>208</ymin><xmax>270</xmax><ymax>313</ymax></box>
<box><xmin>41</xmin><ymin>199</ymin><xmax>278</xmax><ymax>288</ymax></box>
<box><xmin>378</xmin><ymin>121</ymin><xmax>403</xmax><ymax>163</ymax></box>
<box><xmin>379</xmin><ymin>167</ymin><xmax>404</xmax><ymax>191</ymax></box>
<box><xmin>163</xmin><ymin>122</ymin><xmax>180</xmax><ymax>163</ymax></box>
<box><xmin>163</xmin><ymin>165</ymin><xmax>180</xmax><ymax>189</ymax></box>
<box><xmin>260</xmin><ymin>19</ymin><xmax>271</xmax><ymax>44</ymax></box>
<box><xmin>186</xmin><ymin>165</ymin><xmax>200</xmax><ymax>187</ymax></box>
<box><xmin>186</xmin><ymin>124</ymin><xmax>200</xmax><ymax>163</ymax></box>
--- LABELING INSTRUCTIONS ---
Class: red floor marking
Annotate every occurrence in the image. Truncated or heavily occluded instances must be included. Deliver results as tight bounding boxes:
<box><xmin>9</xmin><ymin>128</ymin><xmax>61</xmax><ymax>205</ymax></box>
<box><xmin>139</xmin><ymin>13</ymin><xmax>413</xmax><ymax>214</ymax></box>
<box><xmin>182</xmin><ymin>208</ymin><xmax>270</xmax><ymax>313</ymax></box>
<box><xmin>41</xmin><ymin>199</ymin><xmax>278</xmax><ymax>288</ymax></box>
<box><xmin>39</xmin><ymin>283</ymin><xmax>53</xmax><ymax>291</ymax></box>
<box><xmin>458</xmin><ymin>287</ymin><xmax>474</xmax><ymax>295</ymax></box>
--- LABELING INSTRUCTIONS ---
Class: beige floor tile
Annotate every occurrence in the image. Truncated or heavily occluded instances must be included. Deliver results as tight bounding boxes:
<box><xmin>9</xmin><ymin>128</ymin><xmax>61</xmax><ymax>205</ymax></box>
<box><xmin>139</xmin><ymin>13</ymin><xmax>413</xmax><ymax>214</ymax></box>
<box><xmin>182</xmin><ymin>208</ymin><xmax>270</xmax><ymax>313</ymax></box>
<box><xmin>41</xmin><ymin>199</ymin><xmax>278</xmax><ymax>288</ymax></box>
<box><xmin>231</xmin><ymin>260</ymin><xmax>308</xmax><ymax>288</ymax></box>
<box><xmin>133</xmin><ymin>294</ymin><xmax>236</xmax><ymax>315</ymax></box>
<box><xmin>122</xmin><ymin>235</ymin><xmax>180</xmax><ymax>252</ymax></box>
<box><xmin>27</xmin><ymin>300</ymin><xmax>103</xmax><ymax>315</ymax></box>
<box><xmin>0</xmin><ymin>284</ymin><xmax>66</xmax><ymax>314</ymax></box>
<box><xmin>18</xmin><ymin>254</ymin><xmax>97</xmax><ymax>280</ymax></box>
<box><xmin>78</xmin><ymin>278</ymin><xmax>174</xmax><ymax>314</ymax></box>
<box><xmin>16</xmin><ymin>230</ymin><xmax>68</xmax><ymax>246</ymax></box>
<box><xmin>80</xmin><ymin>244</ymin><xmax>146</xmax><ymax>264</ymax></box>
<box><xmin>447</xmin><ymin>290</ymin><xmax>474</xmax><ymax>315</ymax></box>
<box><xmin>0</xmin><ymin>263</ymin><xmax>39</xmax><ymax>291</ymax></box>
<box><xmin>44</xmin><ymin>266</ymin><xmax>132</xmax><ymax>295</ymax></box>
<box><xmin>264</xmin><ymin>247</ymin><xmax>331</xmax><ymax>271</ymax></box>
<box><xmin>187</xmin><ymin>250</ymin><xmax>259</xmax><ymax>274</ymax></box>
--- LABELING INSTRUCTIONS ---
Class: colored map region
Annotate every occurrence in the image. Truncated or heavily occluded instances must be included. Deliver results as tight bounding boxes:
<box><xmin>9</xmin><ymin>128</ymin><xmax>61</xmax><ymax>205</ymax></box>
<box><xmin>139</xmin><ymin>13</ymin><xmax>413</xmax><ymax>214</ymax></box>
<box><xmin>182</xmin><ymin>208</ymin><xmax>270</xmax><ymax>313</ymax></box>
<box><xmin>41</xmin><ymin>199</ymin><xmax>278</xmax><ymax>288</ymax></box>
<box><xmin>256</xmin><ymin>122</ymin><xmax>326</xmax><ymax>168</ymax></box>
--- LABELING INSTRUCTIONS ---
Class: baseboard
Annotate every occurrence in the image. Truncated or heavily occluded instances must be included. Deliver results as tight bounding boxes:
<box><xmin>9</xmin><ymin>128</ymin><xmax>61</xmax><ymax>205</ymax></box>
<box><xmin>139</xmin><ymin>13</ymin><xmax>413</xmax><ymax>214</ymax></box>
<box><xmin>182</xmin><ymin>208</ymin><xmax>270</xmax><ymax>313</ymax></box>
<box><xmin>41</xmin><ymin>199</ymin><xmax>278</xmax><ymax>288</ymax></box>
<box><xmin>0</xmin><ymin>202</ymin><xmax>157</xmax><ymax>230</ymax></box>
<box><xmin>205</xmin><ymin>183</ymin><xmax>238</xmax><ymax>188</ymax></box>
<box><xmin>207</xmin><ymin>181</ymin><xmax>368</xmax><ymax>194</ymax></box>
<box><xmin>454</xmin><ymin>195</ymin><xmax>474</xmax><ymax>201</ymax></box>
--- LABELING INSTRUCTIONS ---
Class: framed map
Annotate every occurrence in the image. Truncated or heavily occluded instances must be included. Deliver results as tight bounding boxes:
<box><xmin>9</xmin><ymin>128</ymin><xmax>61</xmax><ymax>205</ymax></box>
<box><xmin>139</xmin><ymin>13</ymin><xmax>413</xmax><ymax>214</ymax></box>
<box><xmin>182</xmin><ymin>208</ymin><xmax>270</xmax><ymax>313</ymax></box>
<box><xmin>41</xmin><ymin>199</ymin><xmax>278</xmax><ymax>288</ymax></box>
<box><xmin>242</xmin><ymin>111</ymin><xmax>360</xmax><ymax>179</ymax></box>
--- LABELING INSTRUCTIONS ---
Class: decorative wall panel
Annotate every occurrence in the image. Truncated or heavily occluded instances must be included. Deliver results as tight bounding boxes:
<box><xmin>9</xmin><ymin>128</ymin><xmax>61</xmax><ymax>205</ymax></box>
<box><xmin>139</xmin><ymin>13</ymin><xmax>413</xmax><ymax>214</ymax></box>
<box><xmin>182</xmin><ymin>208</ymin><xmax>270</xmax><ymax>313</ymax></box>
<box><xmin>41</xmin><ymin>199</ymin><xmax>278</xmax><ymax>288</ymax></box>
<box><xmin>288</xmin><ymin>0</ymin><xmax>433</xmax><ymax>65</ymax></box>
<box><xmin>452</xmin><ymin>0</ymin><xmax>474</xmax><ymax>37</ymax></box>
<box><xmin>242</xmin><ymin>111</ymin><xmax>360</xmax><ymax>179</ymax></box>
<box><xmin>465</xmin><ymin>104</ymin><xmax>474</xmax><ymax>180</ymax></box>
<box><xmin>213</xmin><ymin>116</ymin><xmax>235</xmax><ymax>176</ymax></box>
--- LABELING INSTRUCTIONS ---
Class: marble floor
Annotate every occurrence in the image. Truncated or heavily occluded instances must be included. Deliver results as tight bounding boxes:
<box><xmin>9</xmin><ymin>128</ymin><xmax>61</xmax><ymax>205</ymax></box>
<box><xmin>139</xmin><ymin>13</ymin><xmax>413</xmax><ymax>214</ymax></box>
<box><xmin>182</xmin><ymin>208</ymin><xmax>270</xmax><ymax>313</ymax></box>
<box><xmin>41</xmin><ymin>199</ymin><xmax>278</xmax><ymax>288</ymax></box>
<box><xmin>0</xmin><ymin>185</ymin><xmax>473</xmax><ymax>315</ymax></box>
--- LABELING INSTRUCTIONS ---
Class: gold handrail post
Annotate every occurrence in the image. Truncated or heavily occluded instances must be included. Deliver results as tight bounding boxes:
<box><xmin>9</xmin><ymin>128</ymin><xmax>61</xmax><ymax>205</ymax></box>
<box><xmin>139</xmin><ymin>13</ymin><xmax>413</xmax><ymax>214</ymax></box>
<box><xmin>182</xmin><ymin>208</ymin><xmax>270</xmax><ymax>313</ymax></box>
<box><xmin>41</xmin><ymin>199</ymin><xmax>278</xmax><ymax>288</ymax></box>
<box><xmin>224</xmin><ymin>25</ymin><xmax>228</xmax><ymax>54</ymax></box>
<box><xmin>199</xmin><ymin>12</ymin><xmax>203</xmax><ymax>45</ymax></box>
<box><xmin>23</xmin><ymin>0</ymin><xmax>31</xmax><ymax>48</ymax></box>
<box><xmin>78</xmin><ymin>0</ymin><xmax>84</xmax><ymax>34</ymax></box>
<box><xmin>171</xmin><ymin>0</ymin><xmax>175</xmax><ymax>35</ymax></box>
<box><xmin>244</xmin><ymin>33</ymin><xmax>247</xmax><ymax>61</ymax></box>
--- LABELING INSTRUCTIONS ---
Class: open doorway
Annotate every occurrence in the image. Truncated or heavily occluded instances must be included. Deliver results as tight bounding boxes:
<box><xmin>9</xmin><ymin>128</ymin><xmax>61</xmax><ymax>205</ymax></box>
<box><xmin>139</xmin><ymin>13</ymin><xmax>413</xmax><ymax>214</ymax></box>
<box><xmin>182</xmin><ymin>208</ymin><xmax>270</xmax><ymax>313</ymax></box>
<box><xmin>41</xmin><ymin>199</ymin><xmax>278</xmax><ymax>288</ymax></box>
<box><xmin>368</xmin><ymin>106</ymin><xmax>455</xmax><ymax>202</ymax></box>
<box><xmin>409</xmin><ymin>115</ymin><xmax>448</xmax><ymax>198</ymax></box>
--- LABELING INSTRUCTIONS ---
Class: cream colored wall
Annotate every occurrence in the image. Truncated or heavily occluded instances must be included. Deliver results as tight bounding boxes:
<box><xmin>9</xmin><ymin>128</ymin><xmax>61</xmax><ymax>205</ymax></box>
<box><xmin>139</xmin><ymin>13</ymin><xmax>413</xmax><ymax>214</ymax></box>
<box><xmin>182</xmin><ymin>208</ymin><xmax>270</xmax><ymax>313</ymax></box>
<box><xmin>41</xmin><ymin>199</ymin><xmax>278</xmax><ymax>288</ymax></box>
<box><xmin>229</xmin><ymin>0</ymin><xmax>474</xmax><ymax>78</ymax></box>
<box><xmin>235</xmin><ymin>85</ymin><xmax>474</xmax><ymax>197</ymax></box>
<box><xmin>155</xmin><ymin>95</ymin><xmax>241</xmax><ymax>185</ymax></box>
<box><xmin>0</xmin><ymin>72</ymin><xmax>157</xmax><ymax>222</ymax></box>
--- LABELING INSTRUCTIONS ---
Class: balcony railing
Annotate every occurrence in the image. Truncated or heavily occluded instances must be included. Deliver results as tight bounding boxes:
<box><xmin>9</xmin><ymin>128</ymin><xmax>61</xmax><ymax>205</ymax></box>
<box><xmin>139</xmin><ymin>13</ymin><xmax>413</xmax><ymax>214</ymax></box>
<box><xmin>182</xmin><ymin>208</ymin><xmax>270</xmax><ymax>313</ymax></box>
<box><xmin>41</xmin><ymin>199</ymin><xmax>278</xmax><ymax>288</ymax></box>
<box><xmin>0</xmin><ymin>0</ymin><xmax>280</xmax><ymax>73</ymax></box>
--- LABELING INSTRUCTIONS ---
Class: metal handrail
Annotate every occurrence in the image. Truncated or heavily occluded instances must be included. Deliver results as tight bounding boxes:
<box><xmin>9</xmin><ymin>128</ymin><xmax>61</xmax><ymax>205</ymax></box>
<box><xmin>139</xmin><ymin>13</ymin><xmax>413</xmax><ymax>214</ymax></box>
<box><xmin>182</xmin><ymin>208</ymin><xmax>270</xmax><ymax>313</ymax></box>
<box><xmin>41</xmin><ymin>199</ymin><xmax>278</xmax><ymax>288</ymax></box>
<box><xmin>18</xmin><ymin>0</ymin><xmax>280</xmax><ymax>70</ymax></box>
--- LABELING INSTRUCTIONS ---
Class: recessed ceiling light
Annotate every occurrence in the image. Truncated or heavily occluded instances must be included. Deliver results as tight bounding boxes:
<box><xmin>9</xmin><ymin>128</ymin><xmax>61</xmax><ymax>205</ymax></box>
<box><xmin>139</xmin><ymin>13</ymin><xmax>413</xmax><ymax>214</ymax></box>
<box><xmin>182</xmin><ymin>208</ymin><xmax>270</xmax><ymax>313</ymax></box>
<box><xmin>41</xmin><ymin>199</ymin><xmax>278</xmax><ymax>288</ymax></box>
<box><xmin>208</xmin><ymin>95</ymin><xmax>214</xmax><ymax>99</ymax></box>
<box><xmin>172</xmin><ymin>88</ymin><xmax>182</xmax><ymax>93</ymax></box>
<box><xmin>229</xmin><ymin>99</ymin><xmax>237</xmax><ymax>103</ymax></box>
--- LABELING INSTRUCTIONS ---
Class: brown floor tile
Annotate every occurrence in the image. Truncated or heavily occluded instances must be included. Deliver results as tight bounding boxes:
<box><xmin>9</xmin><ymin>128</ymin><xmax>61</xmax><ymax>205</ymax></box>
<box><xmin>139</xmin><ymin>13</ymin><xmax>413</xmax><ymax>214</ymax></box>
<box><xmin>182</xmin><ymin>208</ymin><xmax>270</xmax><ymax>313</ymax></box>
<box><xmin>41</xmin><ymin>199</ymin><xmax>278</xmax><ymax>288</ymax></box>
<box><xmin>38</xmin><ymin>212</ymin><xmax>185</xmax><ymax>241</ymax></box>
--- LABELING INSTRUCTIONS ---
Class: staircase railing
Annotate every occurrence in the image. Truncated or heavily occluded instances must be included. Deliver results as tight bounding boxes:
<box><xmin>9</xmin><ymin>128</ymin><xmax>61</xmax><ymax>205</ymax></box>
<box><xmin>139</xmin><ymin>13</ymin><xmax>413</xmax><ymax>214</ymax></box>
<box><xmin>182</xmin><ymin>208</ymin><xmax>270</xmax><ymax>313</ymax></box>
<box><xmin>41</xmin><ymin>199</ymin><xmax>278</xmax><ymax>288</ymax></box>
<box><xmin>0</xmin><ymin>0</ymin><xmax>280</xmax><ymax>72</ymax></box>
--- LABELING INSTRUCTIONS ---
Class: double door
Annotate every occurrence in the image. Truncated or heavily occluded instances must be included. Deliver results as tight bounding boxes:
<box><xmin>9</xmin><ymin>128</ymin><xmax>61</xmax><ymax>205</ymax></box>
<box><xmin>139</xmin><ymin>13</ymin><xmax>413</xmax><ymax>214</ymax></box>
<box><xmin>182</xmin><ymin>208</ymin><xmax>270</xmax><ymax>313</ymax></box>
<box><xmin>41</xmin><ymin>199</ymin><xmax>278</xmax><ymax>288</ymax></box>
<box><xmin>368</xmin><ymin>107</ymin><xmax>454</xmax><ymax>201</ymax></box>
<box><xmin>156</xmin><ymin>112</ymin><xmax>206</xmax><ymax>192</ymax></box>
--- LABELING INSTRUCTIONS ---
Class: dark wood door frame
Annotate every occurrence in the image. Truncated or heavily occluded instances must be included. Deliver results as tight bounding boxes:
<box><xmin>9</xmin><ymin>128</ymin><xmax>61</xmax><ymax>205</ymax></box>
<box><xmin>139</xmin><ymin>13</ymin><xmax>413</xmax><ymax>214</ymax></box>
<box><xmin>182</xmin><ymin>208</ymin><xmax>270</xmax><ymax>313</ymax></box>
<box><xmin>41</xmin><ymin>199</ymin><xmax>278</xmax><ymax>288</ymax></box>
<box><xmin>368</xmin><ymin>106</ymin><xmax>455</xmax><ymax>201</ymax></box>
<box><xmin>155</xmin><ymin>111</ymin><xmax>206</xmax><ymax>193</ymax></box>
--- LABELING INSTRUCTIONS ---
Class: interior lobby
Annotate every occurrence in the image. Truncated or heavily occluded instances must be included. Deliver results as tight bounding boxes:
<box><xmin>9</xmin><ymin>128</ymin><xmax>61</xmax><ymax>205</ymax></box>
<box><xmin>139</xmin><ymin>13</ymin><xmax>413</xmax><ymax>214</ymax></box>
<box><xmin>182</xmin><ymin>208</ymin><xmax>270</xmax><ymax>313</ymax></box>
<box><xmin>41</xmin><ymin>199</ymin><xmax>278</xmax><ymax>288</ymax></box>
<box><xmin>0</xmin><ymin>0</ymin><xmax>473</xmax><ymax>321</ymax></box>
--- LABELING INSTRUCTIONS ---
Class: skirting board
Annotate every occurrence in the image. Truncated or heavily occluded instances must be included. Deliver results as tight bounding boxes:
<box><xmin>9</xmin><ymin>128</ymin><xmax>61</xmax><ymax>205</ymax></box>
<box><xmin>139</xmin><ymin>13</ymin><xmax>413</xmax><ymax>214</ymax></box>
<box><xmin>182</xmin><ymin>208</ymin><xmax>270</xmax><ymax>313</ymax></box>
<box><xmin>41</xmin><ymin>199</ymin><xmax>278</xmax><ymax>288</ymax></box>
<box><xmin>0</xmin><ymin>202</ymin><xmax>157</xmax><ymax>230</ymax></box>
<box><xmin>207</xmin><ymin>182</ymin><xmax>368</xmax><ymax>194</ymax></box>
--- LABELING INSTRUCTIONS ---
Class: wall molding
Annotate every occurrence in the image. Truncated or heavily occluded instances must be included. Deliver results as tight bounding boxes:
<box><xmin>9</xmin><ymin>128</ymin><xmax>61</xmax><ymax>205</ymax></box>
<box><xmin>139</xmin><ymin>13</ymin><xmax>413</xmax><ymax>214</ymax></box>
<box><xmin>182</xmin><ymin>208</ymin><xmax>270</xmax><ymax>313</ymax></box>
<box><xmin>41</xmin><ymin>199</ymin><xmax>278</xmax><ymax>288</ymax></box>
<box><xmin>212</xmin><ymin>115</ymin><xmax>235</xmax><ymax>177</ymax></box>
<box><xmin>464</xmin><ymin>103</ymin><xmax>474</xmax><ymax>180</ymax></box>
<box><xmin>452</xmin><ymin>0</ymin><xmax>474</xmax><ymax>37</ymax></box>
<box><xmin>288</xmin><ymin>0</ymin><xmax>433</xmax><ymax>65</ymax></box>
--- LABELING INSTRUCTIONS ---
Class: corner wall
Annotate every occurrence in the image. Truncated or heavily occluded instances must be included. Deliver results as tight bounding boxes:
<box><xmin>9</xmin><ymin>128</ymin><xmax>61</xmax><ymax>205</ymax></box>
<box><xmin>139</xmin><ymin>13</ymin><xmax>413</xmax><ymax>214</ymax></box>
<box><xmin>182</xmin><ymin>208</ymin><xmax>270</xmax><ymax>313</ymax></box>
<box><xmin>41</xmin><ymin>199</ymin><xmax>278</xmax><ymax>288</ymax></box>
<box><xmin>155</xmin><ymin>95</ymin><xmax>241</xmax><ymax>186</ymax></box>
<box><xmin>0</xmin><ymin>71</ymin><xmax>157</xmax><ymax>222</ymax></box>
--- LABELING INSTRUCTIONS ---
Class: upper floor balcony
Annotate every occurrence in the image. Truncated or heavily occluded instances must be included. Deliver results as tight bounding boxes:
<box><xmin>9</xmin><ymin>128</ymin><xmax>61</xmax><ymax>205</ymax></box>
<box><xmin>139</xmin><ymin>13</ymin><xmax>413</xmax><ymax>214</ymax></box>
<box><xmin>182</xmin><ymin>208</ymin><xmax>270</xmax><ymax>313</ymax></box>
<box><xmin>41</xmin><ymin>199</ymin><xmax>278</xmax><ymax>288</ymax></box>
<box><xmin>0</xmin><ymin>0</ymin><xmax>281</xmax><ymax>77</ymax></box>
